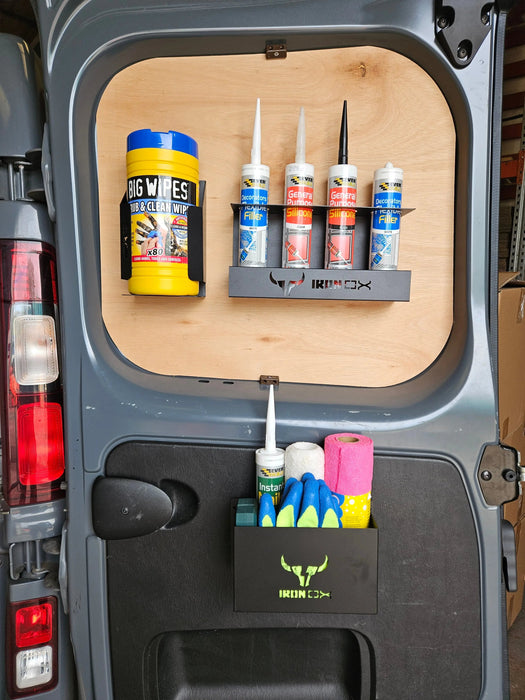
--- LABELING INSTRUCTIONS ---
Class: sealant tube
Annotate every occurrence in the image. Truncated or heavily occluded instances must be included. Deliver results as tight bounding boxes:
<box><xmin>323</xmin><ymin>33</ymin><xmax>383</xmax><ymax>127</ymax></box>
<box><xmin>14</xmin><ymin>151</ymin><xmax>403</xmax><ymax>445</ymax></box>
<box><xmin>325</xmin><ymin>101</ymin><xmax>357</xmax><ymax>270</ymax></box>
<box><xmin>369</xmin><ymin>162</ymin><xmax>404</xmax><ymax>270</ymax></box>
<box><xmin>239</xmin><ymin>98</ymin><xmax>270</xmax><ymax>267</ymax></box>
<box><xmin>282</xmin><ymin>107</ymin><xmax>314</xmax><ymax>268</ymax></box>
<box><xmin>256</xmin><ymin>384</ymin><xmax>285</xmax><ymax>505</ymax></box>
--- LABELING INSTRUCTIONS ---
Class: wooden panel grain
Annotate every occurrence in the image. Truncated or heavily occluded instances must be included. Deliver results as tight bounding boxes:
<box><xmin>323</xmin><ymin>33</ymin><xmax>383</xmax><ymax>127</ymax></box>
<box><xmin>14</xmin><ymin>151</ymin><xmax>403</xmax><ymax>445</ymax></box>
<box><xmin>96</xmin><ymin>46</ymin><xmax>455</xmax><ymax>387</ymax></box>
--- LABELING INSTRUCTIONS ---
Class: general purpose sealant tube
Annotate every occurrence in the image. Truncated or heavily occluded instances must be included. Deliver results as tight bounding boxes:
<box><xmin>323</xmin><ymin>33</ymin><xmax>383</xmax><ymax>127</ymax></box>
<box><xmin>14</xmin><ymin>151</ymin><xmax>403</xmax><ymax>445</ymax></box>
<box><xmin>325</xmin><ymin>162</ymin><xmax>357</xmax><ymax>270</ymax></box>
<box><xmin>282</xmin><ymin>161</ymin><xmax>315</xmax><ymax>268</ymax></box>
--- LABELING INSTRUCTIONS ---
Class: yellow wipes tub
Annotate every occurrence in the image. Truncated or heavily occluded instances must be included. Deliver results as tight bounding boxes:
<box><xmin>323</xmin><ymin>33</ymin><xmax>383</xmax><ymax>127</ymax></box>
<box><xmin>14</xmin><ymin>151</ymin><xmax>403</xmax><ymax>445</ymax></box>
<box><xmin>126</xmin><ymin>129</ymin><xmax>199</xmax><ymax>295</ymax></box>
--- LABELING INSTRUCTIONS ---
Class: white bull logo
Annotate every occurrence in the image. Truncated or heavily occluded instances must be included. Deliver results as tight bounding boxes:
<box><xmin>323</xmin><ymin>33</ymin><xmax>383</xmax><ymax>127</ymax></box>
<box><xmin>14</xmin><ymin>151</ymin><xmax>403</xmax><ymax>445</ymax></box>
<box><xmin>280</xmin><ymin>554</ymin><xmax>329</xmax><ymax>587</ymax></box>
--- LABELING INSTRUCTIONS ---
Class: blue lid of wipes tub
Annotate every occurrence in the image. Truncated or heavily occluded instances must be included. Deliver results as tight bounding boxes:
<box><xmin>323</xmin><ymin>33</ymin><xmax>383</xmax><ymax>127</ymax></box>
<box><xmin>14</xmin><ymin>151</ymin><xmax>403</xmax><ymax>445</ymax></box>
<box><xmin>127</xmin><ymin>129</ymin><xmax>198</xmax><ymax>158</ymax></box>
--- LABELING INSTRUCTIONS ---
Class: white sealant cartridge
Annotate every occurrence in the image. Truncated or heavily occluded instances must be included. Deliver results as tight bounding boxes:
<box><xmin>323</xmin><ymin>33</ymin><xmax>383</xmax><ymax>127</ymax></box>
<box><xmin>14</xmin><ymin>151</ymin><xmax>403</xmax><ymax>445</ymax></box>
<box><xmin>256</xmin><ymin>384</ymin><xmax>285</xmax><ymax>505</ymax></box>
<box><xmin>282</xmin><ymin>107</ymin><xmax>314</xmax><ymax>268</ymax></box>
<box><xmin>369</xmin><ymin>162</ymin><xmax>403</xmax><ymax>270</ymax></box>
<box><xmin>239</xmin><ymin>98</ymin><xmax>270</xmax><ymax>267</ymax></box>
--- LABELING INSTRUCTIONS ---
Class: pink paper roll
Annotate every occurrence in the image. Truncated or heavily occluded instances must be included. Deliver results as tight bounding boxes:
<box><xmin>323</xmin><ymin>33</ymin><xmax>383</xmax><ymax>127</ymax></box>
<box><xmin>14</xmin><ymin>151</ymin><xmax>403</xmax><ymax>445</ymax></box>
<box><xmin>323</xmin><ymin>433</ymin><xmax>373</xmax><ymax>496</ymax></box>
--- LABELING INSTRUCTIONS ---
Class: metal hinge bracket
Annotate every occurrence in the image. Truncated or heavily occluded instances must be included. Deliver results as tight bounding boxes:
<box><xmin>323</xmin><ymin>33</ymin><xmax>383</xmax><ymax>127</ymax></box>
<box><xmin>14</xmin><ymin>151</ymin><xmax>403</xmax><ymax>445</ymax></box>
<box><xmin>259</xmin><ymin>375</ymin><xmax>279</xmax><ymax>385</ymax></box>
<box><xmin>435</xmin><ymin>2</ymin><xmax>493</xmax><ymax>68</ymax></box>
<box><xmin>265</xmin><ymin>40</ymin><xmax>287</xmax><ymax>59</ymax></box>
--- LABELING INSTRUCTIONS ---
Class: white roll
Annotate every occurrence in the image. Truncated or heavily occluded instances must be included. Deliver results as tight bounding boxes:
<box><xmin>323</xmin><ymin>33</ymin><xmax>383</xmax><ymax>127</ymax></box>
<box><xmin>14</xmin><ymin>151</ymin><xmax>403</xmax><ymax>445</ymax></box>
<box><xmin>284</xmin><ymin>442</ymin><xmax>325</xmax><ymax>482</ymax></box>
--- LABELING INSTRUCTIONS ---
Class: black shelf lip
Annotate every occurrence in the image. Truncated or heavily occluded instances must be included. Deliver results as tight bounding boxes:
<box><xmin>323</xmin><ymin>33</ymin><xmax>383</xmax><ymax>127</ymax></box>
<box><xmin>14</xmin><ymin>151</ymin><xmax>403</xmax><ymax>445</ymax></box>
<box><xmin>228</xmin><ymin>266</ymin><xmax>411</xmax><ymax>301</ymax></box>
<box><xmin>230</xmin><ymin>203</ymin><xmax>414</xmax><ymax>215</ymax></box>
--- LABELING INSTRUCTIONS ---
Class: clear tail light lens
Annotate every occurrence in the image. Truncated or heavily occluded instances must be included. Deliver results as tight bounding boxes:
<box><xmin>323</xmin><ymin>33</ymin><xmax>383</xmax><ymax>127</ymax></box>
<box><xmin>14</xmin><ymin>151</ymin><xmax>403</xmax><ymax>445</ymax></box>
<box><xmin>16</xmin><ymin>646</ymin><xmax>53</xmax><ymax>690</ymax></box>
<box><xmin>12</xmin><ymin>315</ymin><xmax>59</xmax><ymax>385</ymax></box>
<box><xmin>0</xmin><ymin>240</ymin><xmax>65</xmax><ymax>506</ymax></box>
<box><xmin>7</xmin><ymin>597</ymin><xmax>58</xmax><ymax>695</ymax></box>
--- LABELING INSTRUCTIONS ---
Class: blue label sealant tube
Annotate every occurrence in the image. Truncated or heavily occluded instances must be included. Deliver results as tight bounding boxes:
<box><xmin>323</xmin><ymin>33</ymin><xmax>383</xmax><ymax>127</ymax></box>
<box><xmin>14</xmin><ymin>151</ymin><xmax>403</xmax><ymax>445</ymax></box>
<box><xmin>369</xmin><ymin>162</ymin><xmax>403</xmax><ymax>270</ymax></box>
<box><xmin>239</xmin><ymin>98</ymin><xmax>270</xmax><ymax>266</ymax></box>
<box><xmin>282</xmin><ymin>107</ymin><xmax>314</xmax><ymax>268</ymax></box>
<box><xmin>325</xmin><ymin>101</ymin><xmax>357</xmax><ymax>270</ymax></box>
<box><xmin>256</xmin><ymin>384</ymin><xmax>285</xmax><ymax>505</ymax></box>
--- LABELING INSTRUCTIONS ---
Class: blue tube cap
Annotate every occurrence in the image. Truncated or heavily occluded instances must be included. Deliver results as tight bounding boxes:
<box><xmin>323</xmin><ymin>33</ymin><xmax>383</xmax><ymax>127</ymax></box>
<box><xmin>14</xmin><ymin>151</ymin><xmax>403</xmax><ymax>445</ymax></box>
<box><xmin>127</xmin><ymin>129</ymin><xmax>198</xmax><ymax>158</ymax></box>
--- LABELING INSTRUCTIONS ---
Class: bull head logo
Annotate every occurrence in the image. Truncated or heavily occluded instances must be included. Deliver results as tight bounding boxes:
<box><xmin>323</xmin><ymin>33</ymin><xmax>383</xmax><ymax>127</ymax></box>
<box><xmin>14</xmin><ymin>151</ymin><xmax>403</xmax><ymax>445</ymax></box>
<box><xmin>280</xmin><ymin>554</ymin><xmax>329</xmax><ymax>587</ymax></box>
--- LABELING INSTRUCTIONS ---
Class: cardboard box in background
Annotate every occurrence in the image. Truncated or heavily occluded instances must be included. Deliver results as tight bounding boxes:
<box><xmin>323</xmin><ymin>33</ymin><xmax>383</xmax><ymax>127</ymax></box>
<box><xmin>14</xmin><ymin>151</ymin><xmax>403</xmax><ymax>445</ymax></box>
<box><xmin>498</xmin><ymin>272</ymin><xmax>525</xmax><ymax>627</ymax></box>
<box><xmin>499</xmin><ymin>271</ymin><xmax>525</xmax><ymax>525</ymax></box>
<box><xmin>499</xmin><ymin>272</ymin><xmax>525</xmax><ymax>470</ymax></box>
<box><xmin>503</xmin><ymin>473</ymin><xmax>523</xmax><ymax>526</ymax></box>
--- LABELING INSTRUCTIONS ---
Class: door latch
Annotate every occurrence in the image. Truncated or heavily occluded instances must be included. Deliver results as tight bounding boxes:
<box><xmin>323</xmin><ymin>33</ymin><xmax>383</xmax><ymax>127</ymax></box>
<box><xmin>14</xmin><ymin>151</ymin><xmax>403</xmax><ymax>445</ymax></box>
<box><xmin>478</xmin><ymin>443</ymin><xmax>519</xmax><ymax>506</ymax></box>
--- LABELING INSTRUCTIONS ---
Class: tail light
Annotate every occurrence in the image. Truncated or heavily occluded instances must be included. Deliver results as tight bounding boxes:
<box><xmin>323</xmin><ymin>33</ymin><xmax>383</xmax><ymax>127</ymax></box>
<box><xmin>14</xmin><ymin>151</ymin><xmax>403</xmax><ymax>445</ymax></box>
<box><xmin>0</xmin><ymin>240</ymin><xmax>64</xmax><ymax>506</ymax></box>
<box><xmin>6</xmin><ymin>597</ymin><xmax>58</xmax><ymax>695</ymax></box>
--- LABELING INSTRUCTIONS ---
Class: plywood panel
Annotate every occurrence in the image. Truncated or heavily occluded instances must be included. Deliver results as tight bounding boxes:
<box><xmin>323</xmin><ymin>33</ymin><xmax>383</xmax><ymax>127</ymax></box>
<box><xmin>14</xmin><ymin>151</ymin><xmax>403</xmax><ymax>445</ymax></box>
<box><xmin>97</xmin><ymin>46</ymin><xmax>455</xmax><ymax>386</ymax></box>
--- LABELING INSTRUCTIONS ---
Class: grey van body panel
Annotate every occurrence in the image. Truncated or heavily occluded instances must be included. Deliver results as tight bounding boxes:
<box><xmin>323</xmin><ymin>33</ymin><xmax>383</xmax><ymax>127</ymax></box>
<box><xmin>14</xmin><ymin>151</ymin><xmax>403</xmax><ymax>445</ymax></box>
<box><xmin>32</xmin><ymin>1</ymin><xmax>510</xmax><ymax>698</ymax></box>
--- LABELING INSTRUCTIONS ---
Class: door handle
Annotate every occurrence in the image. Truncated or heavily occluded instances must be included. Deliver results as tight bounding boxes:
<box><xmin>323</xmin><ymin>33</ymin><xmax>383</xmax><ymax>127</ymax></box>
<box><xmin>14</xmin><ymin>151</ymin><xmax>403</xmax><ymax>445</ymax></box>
<box><xmin>92</xmin><ymin>477</ymin><xmax>173</xmax><ymax>540</ymax></box>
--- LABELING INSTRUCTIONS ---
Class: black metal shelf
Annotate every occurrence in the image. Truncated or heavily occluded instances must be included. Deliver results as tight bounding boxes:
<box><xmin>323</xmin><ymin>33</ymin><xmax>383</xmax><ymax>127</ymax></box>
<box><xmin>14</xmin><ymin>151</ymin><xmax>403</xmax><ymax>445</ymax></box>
<box><xmin>229</xmin><ymin>203</ymin><xmax>413</xmax><ymax>301</ymax></box>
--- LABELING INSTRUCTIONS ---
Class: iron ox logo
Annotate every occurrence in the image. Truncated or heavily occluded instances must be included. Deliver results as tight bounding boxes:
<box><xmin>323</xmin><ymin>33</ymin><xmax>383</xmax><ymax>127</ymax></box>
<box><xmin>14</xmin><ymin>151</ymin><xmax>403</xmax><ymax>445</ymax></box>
<box><xmin>279</xmin><ymin>554</ymin><xmax>332</xmax><ymax>600</ymax></box>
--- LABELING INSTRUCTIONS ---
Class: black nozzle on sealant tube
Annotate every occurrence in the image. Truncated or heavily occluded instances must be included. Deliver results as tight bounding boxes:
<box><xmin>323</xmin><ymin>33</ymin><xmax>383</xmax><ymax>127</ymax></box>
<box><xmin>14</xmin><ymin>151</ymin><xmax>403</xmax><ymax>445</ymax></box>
<box><xmin>338</xmin><ymin>99</ymin><xmax>348</xmax><ymax>165</ymax></box>
<box><xmin>255</xmin><ymin>384</ymin><xmax>285</xmax><ymax>505</ymax></box>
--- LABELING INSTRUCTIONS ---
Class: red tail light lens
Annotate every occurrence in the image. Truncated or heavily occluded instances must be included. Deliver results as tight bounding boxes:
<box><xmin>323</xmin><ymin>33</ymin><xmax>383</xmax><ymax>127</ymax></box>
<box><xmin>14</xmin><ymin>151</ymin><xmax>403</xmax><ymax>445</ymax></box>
<box><xmin>17</xmin><ymin>401</ymin><xmax>65</xmax><ymax>485</ymax></box>
<box><xmin>0</xmin><ymin>240</ymin><xmax>64</xmax><ymax>506</ymax></box>
<box><xmin>15</xmin><ymin>602</ymin><xmax>54</xmax><ymax>648</ymax></box>
<box><xmin>7</xmin><ymin>597</ymin><xmax>58</xmax><ymax>695</ymax></box>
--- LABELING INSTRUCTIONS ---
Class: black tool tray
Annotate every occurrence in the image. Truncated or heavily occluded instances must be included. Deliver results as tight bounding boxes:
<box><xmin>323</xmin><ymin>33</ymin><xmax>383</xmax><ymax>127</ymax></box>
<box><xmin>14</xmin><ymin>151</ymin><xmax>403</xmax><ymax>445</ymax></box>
<box><xmin>233</xmin><ymin>504</ymin><xmax>378</xmax><ymax>614</ymax></box>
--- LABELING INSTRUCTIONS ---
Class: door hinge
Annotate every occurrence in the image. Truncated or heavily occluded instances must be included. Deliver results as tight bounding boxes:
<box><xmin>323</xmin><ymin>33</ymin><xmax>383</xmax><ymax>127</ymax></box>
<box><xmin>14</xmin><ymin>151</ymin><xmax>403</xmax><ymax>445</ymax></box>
<box><xmin>435</xmin><ymin>2</ymin><xmax>493</xmax><ymax>68</ymax></box>
<box><xmin>8</xmin><ymin>537</ymin><xmax>60</xmax><ymax>582</ymax></box>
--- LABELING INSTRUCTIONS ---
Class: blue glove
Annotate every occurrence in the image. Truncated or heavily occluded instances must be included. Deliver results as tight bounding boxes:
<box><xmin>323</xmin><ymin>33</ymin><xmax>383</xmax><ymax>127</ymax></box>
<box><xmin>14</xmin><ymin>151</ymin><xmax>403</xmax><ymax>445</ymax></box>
<box><xmin>320</xmin><ymin>482</ymin><xmax>343</xmax><ymax>528</ymax></box>
<box><xmin>276</xmin><ymin>478</ymin><xmax>303</xmax><ymax>527</ymax></box>
<box><xmin>280</xmin><ymin>476</ymin><xmax>298</xmax><ymax>502</ymax></box>
<box><xmin>258</xmin><ymin>493</ymin><xmax>276</xmax><ymax>527</ymax></box>
<box><xmin>297</xmin><ymin>473</ymin><xmax>320</xmax><ymax>527</ymax></box>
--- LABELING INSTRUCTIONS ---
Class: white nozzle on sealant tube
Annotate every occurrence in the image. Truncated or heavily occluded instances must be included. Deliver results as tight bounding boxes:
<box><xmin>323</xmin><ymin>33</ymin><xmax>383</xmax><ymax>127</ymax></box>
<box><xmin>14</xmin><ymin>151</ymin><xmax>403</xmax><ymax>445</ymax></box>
<box><xmin>239</xmin><ymin>98</ymin><xmax>270</xmax><ymax>267</ymax></box>
<box><xmin>282</xmin><ymin>107</ymin><xmax>315</xmax><ymax>268</ymax></box>
<box><xmin>242</xmin><ymin>98</ymin><xmax>268</xmax><ymax>180</ymax></box>
<box><xmin>295</xmin><ymin>106</ymin><xmax>306</xmax><ymax>164</ymax></box>
<box><xmin>285</xmin><ymin>107</ymin><xmax>313</xmax><ymax>179</ymax></box>
<box><xmin>256</xmin><ymin>384</ymin><xmax>285</xmax><ymax>504</ymax></box>
<box><xmin>250</xmin><ymin>97</ymin><xmax>262</xmax><ymax>165</ymax></box>
<box><xmin>374</xmin><ymin>161</ymin><xmax>403</xmax><ymax>183</ymax></box>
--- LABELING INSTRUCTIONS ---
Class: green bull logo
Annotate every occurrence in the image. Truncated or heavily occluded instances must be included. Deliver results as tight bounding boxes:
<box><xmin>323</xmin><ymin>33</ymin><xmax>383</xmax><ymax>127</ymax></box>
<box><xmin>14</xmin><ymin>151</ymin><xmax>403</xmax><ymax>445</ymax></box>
<box><xmin>280</xmin><ymin>554</ymin><xmax>328</xmax><ymax>586</ymax></box>
<box><xmin>279</xmin><ymin>554</ymin><xmax>332</xmax><ymax>599</ymax></box>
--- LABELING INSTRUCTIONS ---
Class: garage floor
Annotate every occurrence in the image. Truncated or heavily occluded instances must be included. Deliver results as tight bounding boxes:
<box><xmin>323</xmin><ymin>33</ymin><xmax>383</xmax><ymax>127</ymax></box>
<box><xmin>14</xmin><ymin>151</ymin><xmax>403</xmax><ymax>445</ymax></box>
<box><xmin>510</xmin><ymin>604</ymin><xmax>525</xmax><ymax>699</ymax></box>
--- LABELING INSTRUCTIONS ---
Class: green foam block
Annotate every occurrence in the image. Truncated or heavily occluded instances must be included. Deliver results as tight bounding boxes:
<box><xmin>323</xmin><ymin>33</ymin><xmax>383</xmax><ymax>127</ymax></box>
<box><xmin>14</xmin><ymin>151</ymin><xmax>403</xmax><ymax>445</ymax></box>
<box><xmin>236</xmin><ymin>498</ymin><xmax>258</xmax><ymax>527</ymax></box>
